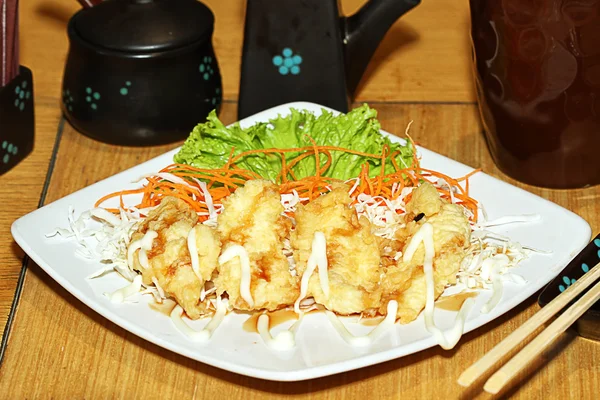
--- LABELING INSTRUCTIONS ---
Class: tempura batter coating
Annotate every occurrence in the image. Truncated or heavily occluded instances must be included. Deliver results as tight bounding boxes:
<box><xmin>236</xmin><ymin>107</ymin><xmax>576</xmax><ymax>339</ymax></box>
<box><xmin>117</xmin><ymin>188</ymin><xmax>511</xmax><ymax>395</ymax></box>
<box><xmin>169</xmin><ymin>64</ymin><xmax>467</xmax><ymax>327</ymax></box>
<box><xmin>130</xmin><ymin>197</ymin><xmax>221</xmax><ymax>319</ymax></box>
<box><xmin>127</xmin><ymin>179</ymin><xmax>472</xmax><ymax>324</ymax></box>
<box><xmin>214</xmin><ymin>180</ymin><xmax>299</xmax><ymax>311</ymax></box>
<box><xmin>292</xmin><ymin>186</ymin><xmax>382</xmax><ymax>315</ymax></box>
<box><xmin>379</xmin><ymin>183</ymin><xmax>471</xmax><ymax>322</ymax></box>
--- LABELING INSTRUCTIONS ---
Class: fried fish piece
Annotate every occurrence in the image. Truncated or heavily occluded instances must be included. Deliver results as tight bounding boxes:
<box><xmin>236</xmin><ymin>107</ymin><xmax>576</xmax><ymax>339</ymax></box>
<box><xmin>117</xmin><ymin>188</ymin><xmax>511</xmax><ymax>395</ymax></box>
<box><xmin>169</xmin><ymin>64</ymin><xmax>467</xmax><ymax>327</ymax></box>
<box><xmin>214</xmin><ymin>180</ymin><xmax>298</xmax><ymax>311</ymax></box>
<box><xmin>405</xmin><ymin>180</ymin><xmax>442</xmax><ymax>218</ymax></box>
<box><xmin>130</xmin><ymin>197</ymin><xmax>221</xmax><ymax>319</ymax></box>
<box><xmin>379</xmin><ymin>182</ymin><xmax>471</xmax><ymax>322</ymax></box>
<box><xmin>292</xmin><ymin>185</ymin><xmax>382</xmax><ymax>315</ymax></box>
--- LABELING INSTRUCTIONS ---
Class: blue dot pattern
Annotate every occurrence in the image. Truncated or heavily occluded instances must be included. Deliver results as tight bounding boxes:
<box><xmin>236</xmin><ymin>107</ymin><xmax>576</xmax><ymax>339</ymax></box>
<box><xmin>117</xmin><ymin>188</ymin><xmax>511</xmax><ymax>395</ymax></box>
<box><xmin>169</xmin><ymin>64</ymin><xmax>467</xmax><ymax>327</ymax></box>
<box><xmin>582</xmin><ymin>263</ymin><xmax>590</xmax><ymax>273</ymax></box>
<box><xmin>273</xmin><ymin>48</ymin><xmax>302</xmax><ymax>76</ymax></box>
<box><xmin>205</xmin><ymin>87</ymin><xmax>221</xmax><ymax>108</ymax></box>
<box><xmin>199</xmin><ymin>56</ymin><xmax>215</xmax><ymax>81</ymax></box>
<box><xmin>120</xmin><ymin>81</ymin><xmax>132</xmax><ymax>96</ymax></box>
<box><xmin>558</xmin><ymin>239</ymin><xmax>600</xmax><ymax>292</ymax></box>
<box><xmin>63</xmin><ymin>89</ymin><xmax>75</xmax><ymax>112</ymax></box>
<box><xmin>14</xmin><ymin>81</ymin><xmax>32</xmax><ymax>112</ymax></box>
<box><xmin>85</xmin><ymin>87</ymin><xmax>101</xmax><ymax>110</ymax></box>
<box><xmin>212</xmin><ymin>87</ymin><xmax>221</xmax><ymax>106</ymax></box>
<box><xmin>1</xmin><ymin>140</ymin><xmax>19</xmax><ymax>164</ymax></box>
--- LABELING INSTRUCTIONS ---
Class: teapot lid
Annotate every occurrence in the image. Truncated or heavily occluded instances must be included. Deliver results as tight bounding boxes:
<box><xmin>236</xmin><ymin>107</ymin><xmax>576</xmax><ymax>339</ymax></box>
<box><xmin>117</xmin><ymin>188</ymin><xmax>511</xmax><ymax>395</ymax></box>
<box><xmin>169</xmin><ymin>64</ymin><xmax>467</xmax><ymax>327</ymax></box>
<box><xmin>73</xmin><ymin>0</ymin><xmax>214</xmax><ymax>52</ymax></box>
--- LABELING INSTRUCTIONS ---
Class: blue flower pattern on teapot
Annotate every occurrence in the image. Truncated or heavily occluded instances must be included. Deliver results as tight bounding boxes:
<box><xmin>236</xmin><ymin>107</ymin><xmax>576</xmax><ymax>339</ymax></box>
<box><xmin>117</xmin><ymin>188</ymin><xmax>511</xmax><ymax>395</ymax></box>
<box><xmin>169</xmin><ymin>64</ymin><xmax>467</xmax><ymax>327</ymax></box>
<box><xmin>273</xmin><ymin>48</ymin><xmax>302</xmax><ymax>76</ymax></box>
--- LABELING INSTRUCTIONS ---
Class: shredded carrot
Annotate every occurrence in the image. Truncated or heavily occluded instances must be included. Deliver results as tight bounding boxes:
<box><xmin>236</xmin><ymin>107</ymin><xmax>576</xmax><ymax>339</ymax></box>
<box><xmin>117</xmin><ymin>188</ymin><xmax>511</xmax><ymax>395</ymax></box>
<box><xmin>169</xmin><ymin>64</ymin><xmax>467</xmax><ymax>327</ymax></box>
<box><xmin>94</xmin><ymin>188</ymin><xmax>147</xmax><ymax>208</ymax></box>
<box><xmin>95</xmin><ymin>140</ymin><xmax>482</xmax><ymax>223</ymax></box>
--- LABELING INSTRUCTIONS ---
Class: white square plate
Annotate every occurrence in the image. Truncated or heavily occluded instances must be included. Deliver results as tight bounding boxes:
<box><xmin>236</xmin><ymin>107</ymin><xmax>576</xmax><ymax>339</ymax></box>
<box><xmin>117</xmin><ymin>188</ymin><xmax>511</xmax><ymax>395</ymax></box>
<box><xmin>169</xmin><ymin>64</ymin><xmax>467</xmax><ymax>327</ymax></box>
<box><xmin>12</xmin><ymin>102</ymin><xmax>591</xmax><ymax>381</ymax></box>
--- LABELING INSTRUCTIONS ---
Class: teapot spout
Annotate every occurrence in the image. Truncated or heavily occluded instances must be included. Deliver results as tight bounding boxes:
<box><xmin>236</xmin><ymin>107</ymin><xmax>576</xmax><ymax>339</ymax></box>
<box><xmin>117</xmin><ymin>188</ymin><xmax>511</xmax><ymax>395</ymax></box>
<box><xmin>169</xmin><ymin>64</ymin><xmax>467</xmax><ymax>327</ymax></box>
<box><xmin>342</xmin><ymin>0</ymin><xmax>420</xmax><ymax>96</ymax></box>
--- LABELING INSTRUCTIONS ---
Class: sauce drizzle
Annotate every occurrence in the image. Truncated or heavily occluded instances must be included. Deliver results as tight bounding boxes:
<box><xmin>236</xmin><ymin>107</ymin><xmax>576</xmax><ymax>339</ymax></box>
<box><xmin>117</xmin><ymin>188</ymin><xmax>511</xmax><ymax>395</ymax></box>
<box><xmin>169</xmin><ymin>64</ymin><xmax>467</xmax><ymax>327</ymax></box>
<box><xmin>243</xmin><ymin>309</ymin><xmax>298</xmax><ymax>333</ymax></box>
<box><xmin>326</xmin><ymin>300</ymin><xmax>398</xmax><ymax>347</ymax></box>
<box><xmin>170</xmin><ymin>299</ymin><xmax>227</xmax><ymax>342</ymax></box>
<box><xmin>256</xmin><ymin>314</ymin><xmax>302</xmax><ymax>351</ymax></box>
<box><xmin>149</xmin><ymin>299</ymin><xmax>177</xmax><ymax>315</ymax></box>
<box><xmin>435</xmin><ymin>291</ymin><xmax>479</xmax><ymax>311</ymax></box>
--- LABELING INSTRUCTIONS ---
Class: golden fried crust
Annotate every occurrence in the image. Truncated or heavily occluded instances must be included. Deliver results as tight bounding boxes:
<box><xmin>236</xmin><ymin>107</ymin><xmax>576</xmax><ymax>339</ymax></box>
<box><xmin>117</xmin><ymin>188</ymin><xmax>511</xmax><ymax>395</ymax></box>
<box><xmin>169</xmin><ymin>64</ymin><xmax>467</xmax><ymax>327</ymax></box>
<box><xmin>379</xmin><ymin>183</ymin><xmax>471</xmax><ymax>322</ymax></box>
<box><xmin>214</xmin><ymin>180</ymin><xmax>298</xmax><ymax>311</ymax></box>
<box><xmin>194</xmin><ymin>224</ymin><xmax>221</xmax><ymax>283</ymax></box>
<box><xmin>292</xmin><ymin>186</ymin><xmax>382</xmax><ymax>315</ymax></box>
<box><xmin>405</xmin><ymin>181</ymin><xmax>442</xmax><ymax>217</ymax></box>
<box><xmin>130</xmin><ymin>196</ymin><xmax>220</xmax><ymax>319</ymax></box>
<box><xmin>137</xmin><ymin>197</ymin><xmax>197</xmax><ymax>237</ymax></box>
<box><xmin>127</xmin><ymin>181</ymin><xmax>473</xmax><ymax>322</ymax></box>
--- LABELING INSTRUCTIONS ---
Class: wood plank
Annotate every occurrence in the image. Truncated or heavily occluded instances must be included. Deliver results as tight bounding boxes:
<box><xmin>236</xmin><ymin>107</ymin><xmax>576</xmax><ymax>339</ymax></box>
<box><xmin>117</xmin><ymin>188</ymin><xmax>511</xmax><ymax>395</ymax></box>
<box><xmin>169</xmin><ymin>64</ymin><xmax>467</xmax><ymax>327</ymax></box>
<box><xmin>17</xmin><ymin>0</ymin><xmax>474</xmax><ymax>105</ymax></box>
<box><xmin>0</xmin><ymin>103</ymin><xmax>61</xmax><ymax>341</ymax></box>
<box><xmin>20</xmin><ymin>0</ymin><xmax>79</xmax><ymax>102</ymax></box>
<box><xmin>0</xmin><ymin>0</ymin><xmax>81</xmax><ymax>343</ymax></box>
<box><xmin>1</xmin><ymin>102</ymin><xmax>598</xmax><ymax>399</ymax></box>
<box><xmin>210</xmin><ymin>0</ymin><xmax>475</xmax><ymax>103</ymax></box>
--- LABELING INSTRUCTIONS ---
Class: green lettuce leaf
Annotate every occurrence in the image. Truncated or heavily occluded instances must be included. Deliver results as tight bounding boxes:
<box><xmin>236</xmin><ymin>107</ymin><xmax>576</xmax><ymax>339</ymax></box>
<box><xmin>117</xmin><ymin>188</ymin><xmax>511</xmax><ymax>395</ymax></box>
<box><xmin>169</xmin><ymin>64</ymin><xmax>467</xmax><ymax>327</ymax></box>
<box><xmin>173</xmin><ymin>104</ymin><xmax>414</xmax><ymax>181</ymax></box>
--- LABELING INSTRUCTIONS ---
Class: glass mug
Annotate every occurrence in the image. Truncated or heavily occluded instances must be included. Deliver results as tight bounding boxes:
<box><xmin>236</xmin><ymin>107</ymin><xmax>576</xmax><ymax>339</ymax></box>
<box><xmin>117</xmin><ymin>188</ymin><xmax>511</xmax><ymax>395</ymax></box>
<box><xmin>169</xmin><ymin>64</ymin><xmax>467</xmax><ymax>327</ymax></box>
<box><xmin>470</xmin><ymin>0</ymin><xmax>600</xmax><ymax>189</ymax></box>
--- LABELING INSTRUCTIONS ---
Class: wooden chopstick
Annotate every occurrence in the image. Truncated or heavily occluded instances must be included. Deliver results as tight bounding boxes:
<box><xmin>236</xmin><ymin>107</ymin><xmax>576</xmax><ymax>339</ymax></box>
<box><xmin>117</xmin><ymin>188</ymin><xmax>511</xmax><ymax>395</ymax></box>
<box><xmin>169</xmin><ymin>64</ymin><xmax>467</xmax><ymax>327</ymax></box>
<box><xmin>458</xmin><ymin>260</ymin><xmax>600</xmax><ymax>389</ymax></box>
<box><xmin>484</xmin><ymin>278</ymin><xmax>600</xmax><ymax>393</ymax></box>
<box><xmin>0</xmin><ymin>0</ymin><xmax>18</xmax><ymax>87</ymax></box>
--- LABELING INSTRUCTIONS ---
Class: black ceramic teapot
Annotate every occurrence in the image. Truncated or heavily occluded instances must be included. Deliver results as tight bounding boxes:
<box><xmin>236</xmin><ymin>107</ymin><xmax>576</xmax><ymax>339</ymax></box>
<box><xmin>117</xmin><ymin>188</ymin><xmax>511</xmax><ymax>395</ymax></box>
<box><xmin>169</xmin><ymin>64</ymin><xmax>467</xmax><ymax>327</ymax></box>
<box><xmin>238</xmin><ymin>0</ymin><xmax>420</xmax><ymax>119</ymax></box>
<box><xmin>61</xmin><ymin>0</ymin><xmax>222</xmax><ymax>146</ymax></box>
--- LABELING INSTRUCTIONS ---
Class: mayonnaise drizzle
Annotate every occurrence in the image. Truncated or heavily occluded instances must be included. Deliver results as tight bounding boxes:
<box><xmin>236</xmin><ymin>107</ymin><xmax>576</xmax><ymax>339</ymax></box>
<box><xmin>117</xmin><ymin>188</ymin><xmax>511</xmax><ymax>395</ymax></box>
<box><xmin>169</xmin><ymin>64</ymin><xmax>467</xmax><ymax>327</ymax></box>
<box><xmin>218</xmin><ymin>245</ymin><xmax>254</xmax><ymax>307</ymax></box>
<box><xmin>257</xmin><ymin>314</ymin><xmax>302</xmax><ymax>351</ymax></box>
<box><xmin>170</xmin><ymin>299</ymin><xmax>227</xmax><ymax>342</ymax></box>
<box><xmin>138</xmin><ymin>249</ymin><xmax>149</xmax><ymax>269</ymax></box>
<box><xmin>294</xmin><ymin>232</ymin><xmax>328</xmax><ymax>313</ymax></box>
<box><xmin>187</xmin><ymin>226</ymin><xmax>202</xmax><ymax>281</ymax></box>
<box><xmin>105</xmin><ymin>275</ymin><xmax>143</xmax><ymax>303</ymax></box>
<box><xmin>127</xmin><ymin>230</ymin><xmax>157</xmax><ymax>268</ymax></box>
<box><xmin>480</xmin><ymin>254</ymin><xmax>510</xmax><ymax>313</ymax></box>
<box><xmin>326</xmin><ymin>300</ymin><xmax>399</xmax><ymax>347</ymax></box>
<box><xmin>404</xmin><ymin>223</ymin><xmax>473</xmax><ymax>350</ymax></box>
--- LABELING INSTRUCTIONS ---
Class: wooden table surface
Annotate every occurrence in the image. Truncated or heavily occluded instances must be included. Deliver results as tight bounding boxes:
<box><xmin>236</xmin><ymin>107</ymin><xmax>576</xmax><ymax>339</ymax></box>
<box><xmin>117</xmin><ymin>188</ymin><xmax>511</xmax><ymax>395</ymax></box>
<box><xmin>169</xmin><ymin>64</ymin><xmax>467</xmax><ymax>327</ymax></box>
<box><xmin>0</xmin><ymin>0</ymin><xmax>598</xmax><ymax>398</ymax></box>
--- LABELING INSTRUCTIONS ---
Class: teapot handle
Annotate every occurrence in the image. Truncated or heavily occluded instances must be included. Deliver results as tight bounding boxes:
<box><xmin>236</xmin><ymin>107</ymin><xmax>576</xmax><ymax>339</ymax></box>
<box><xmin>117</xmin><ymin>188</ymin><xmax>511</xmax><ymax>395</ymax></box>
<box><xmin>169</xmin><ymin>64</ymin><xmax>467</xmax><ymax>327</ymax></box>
<box><xmin>342</xmin><ymin>0</ymin><xmax>421</xmax><ymax>96</ymax></box>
